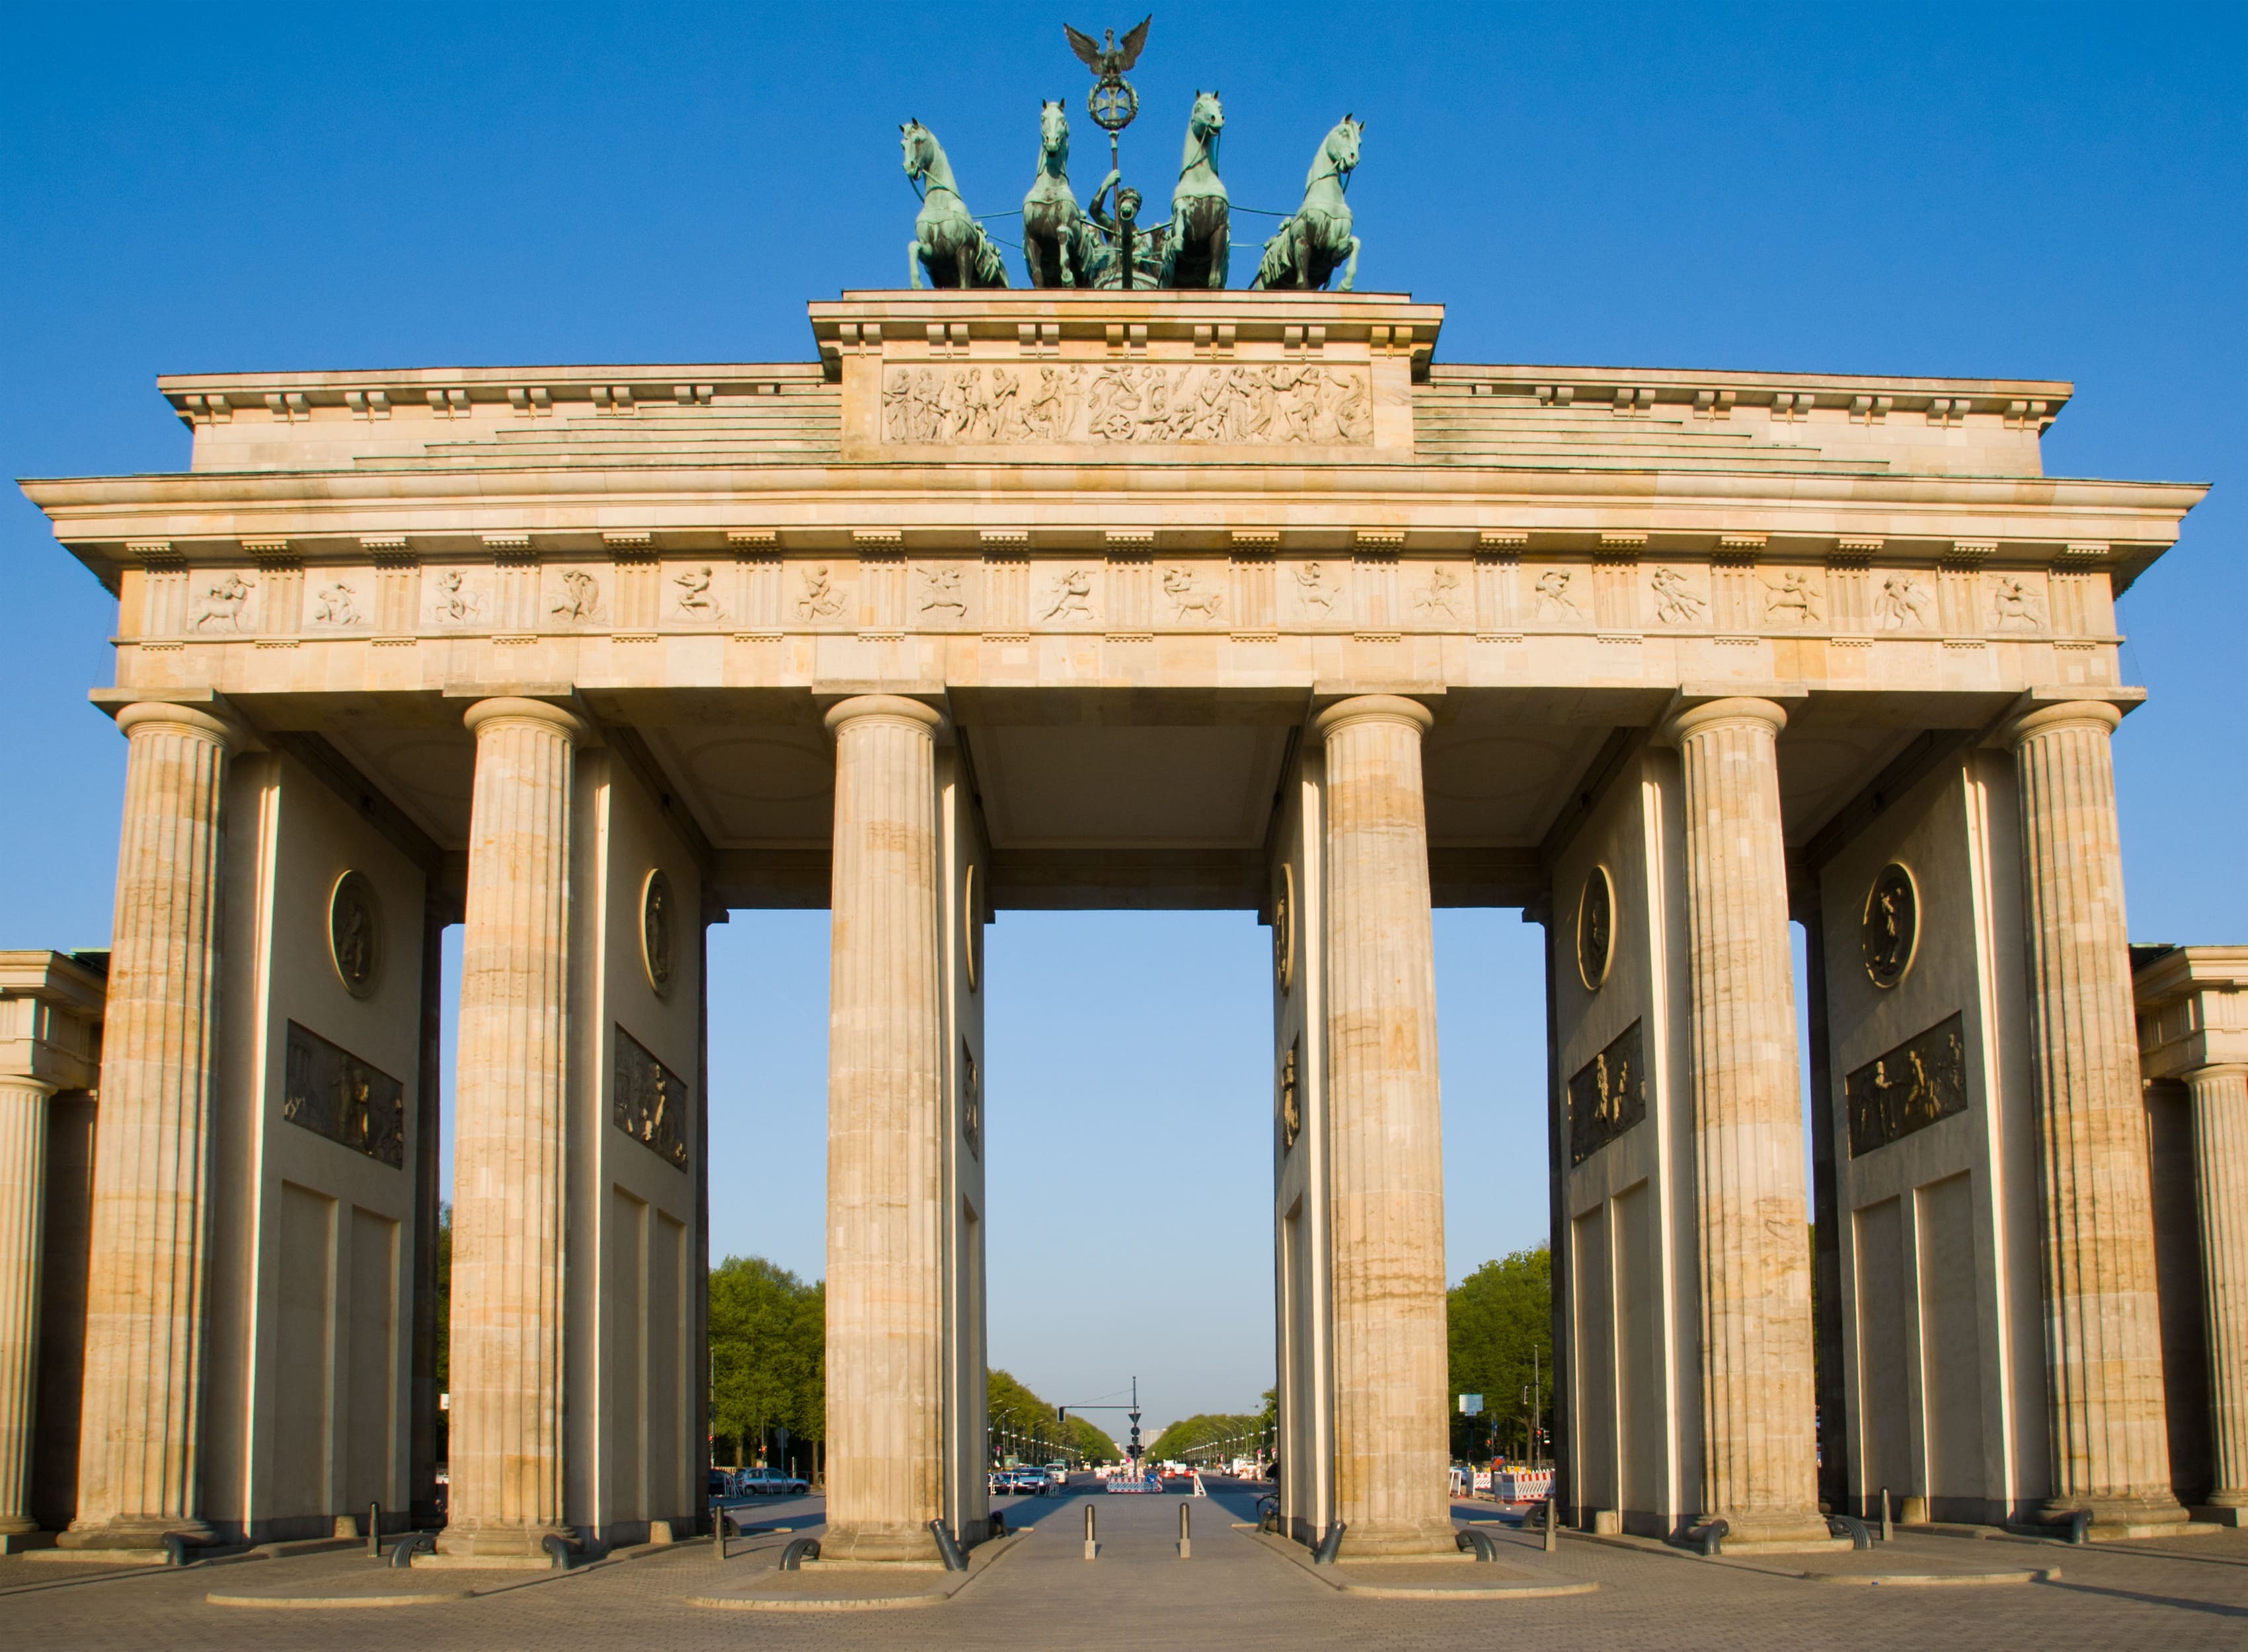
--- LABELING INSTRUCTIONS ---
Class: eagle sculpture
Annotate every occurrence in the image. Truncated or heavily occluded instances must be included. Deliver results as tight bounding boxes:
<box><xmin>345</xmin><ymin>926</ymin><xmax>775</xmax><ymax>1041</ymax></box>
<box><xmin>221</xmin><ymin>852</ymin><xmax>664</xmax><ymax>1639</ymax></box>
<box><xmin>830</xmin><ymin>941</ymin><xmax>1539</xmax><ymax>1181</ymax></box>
<box><xmin>1064</xmin><ymin>16</ymin><xmax>1151</xmax><ymax>81</ymax></box>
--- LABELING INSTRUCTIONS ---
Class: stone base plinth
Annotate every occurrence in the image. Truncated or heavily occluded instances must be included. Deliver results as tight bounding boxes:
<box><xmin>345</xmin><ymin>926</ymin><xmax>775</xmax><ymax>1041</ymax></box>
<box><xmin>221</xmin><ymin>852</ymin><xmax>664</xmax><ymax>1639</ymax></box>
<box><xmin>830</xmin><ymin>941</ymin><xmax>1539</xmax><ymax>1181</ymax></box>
<box><xmin>2192</xmin><ymin>1504</ymin><xmax>2248</xmax><ymax>1528</ymax></box>
<box><xmin>818</xmin><ymin>1523</ymin><xmax>942</xmax><ymax>1565</ymax></box>
<box><xmin>1337</xmin><ymin>1519</ymin><xmax>1465</xmax><ymax>1558</ymax></box>
<box><xmin>57</xmin><ymin>1518</ymin><xmax>215</xmax><ymax>1550</ymax></box>
<box><xmin>411</xmin><ymin>1551</ymin><xmax>557</xmax><ymax>1571</ymax></box>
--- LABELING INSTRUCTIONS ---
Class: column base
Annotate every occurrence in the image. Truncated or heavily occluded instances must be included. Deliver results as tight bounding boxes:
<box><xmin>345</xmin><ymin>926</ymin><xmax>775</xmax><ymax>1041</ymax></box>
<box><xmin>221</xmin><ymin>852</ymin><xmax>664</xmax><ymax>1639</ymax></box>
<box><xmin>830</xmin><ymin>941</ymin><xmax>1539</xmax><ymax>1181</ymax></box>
<box><xmin>0</xmin><ymin>1513</ymin><xmax>40</xmax><ymax>1538</ymax></box>
<box><xmin>819</xmin><ymin>1521</ymin><xmax>942</xmax><ymax>1564</ymax></box>
<box><xmin>1338</xmin><ymin>1519</ymin><xmax>1463</xmax><ymax>1558</ymax></box>
<box><xmin>2191</xmin><ymin>1503</ymin><xmax>2248</xmax><ymax>1528</ymax></box>
<box><xmin>1699</xmin><ymin>1506</ymin><xmax>1832</xmax><ymax>1546</ymax></box>
<box><xmin>57</xmin><ymin>1515</ymin><xmax>217</xmax><ymax>1550</ymax></box>
<box><xmin>434</xmin><ymin>1520</ymin><xmax>576</xmax><ymax>1560</ymax></box>
<box><xmin>2039</xmin><ymin>1492</ymin><xmax>2188</xmax><ymax>1529</ymax></box>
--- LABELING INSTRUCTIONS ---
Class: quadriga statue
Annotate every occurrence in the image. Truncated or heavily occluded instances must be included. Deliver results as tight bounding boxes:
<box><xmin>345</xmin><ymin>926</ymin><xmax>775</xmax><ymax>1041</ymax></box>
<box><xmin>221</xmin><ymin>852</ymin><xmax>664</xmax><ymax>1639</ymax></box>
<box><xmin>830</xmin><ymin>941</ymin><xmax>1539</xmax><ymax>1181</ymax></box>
<box><xmin>1022</xmin><ymin>100</ymin><xmax>1104</xmax><ymax>287</ymax></box>
<box><xmin>902</xmin><ymin>118</ymin><xmax>1010</xmax><ymax>289</ymax></box>
<box><xmin>1253</xmin><ymin>115</ymin><xmax>1364</xmax><ymax>292</ymax></box>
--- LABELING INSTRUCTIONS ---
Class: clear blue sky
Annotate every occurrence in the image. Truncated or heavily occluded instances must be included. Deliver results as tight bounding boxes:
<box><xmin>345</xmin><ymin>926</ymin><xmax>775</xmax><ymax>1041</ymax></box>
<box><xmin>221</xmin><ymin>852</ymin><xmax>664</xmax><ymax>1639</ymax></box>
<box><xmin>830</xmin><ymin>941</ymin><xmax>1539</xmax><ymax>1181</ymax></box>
<box><xmin>3</xmin><ymin>5</ymin><xmax>2240</xmax><ymax>1432</ymax></box>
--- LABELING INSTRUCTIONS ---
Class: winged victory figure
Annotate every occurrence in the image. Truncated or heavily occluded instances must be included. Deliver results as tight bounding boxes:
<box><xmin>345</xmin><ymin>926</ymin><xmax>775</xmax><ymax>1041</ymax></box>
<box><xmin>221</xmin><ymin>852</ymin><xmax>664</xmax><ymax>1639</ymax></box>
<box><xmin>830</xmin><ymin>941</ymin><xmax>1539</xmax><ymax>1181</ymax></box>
<box><xmin>1065</xmin><ymin>15</ymin><xmax>1151</xmax><ymax>82</ymax></box>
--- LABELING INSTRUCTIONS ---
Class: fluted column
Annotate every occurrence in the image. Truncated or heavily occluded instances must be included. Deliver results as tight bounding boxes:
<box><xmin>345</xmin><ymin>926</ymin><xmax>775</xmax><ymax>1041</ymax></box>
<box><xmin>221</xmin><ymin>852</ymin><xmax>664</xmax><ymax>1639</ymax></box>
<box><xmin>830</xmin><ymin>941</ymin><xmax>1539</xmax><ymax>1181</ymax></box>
<box><xmin>1667</xmin><ymin>697</ymin><xmax>1823</xmax><ymax>1544</ymax></box>
<box><xmin>823</xmin><ymin>695</ymin><xmax>947</xmax><ymax>1563</ymax></box>
<box><xmin>0</xmin><ymin>1078</ymin><xmax>56</xmax><ymax>1536</ymax></box>
<box><xmin>438</xmin><ymin>698</ymin><xmax>586</xmax><ymax>1558</ymax></box>
<box><xmin>2187</xmin><ymin>1064</ymin><xmax>2248</xmax><ymax>1511</ymax></box>
<box><xmin>62</xmin><ymin>702</ymin><xmax>235</xmax><ymax>1549</ymax></box>
<box><xmin>1313</xmin><ymin>695</ymin><xmax>1454</xmax><ymax>1556</ymax></box>
<box><xmin>2009</xmin><ymin>700</ymin><xmax>2182</xmax><ymax>1526</ymax></box>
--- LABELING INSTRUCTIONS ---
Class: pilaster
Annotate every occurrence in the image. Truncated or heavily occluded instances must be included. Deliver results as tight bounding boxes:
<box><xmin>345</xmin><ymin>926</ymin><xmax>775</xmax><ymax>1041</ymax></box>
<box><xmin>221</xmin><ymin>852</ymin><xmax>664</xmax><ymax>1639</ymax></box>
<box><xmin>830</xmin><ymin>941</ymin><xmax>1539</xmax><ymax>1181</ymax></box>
<box><xmin>0</xmin><ymin>1078</ymin><xmax>56</xmax><ymax>1536</ymax></box>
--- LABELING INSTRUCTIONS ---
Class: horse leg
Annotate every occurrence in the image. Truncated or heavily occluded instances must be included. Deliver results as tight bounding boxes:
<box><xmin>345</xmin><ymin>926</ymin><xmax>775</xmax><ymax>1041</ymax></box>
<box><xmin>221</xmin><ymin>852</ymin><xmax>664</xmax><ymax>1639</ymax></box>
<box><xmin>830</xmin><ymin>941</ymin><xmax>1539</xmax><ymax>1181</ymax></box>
<box><xmin>1340</xmin><ymin>235</ymin><xmax>1361</xmax><ymax>294</ymax></box>
<box><xmin>1212</xmin><ymin>216</ymin><xmax>1229</xmax><ymax>289</ymax></box>
<box><xmin>1026</xmin><ymin>233</ymin><xmax>1048</xmax><ymax>289</ymax></box>
<box><xmin>908</xmin><ymin>240</ymin><xmax>926</xmax><ymax>290</ymax></box>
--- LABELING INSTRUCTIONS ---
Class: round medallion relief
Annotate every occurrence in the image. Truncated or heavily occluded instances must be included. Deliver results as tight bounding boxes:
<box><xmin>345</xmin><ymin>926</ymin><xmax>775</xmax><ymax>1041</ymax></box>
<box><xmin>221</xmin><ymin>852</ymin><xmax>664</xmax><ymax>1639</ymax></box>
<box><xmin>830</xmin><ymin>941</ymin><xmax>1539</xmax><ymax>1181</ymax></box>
<box><xmin>964</xmin><ymin>864</ymin><xmax>983</xmax><ymax>993</ymax></box>
<box><xmin>1576</xmin><ymin>866</ymin><xmax>1615</xmax><ymax>993</ymax></box>
<box><xmin>329</xmin><ymin>871</ymin><xmax>381</xmax><ymax>998</ymax></box>
<box><xmin>1273</xmin><ymin>864</ymin><xmax>1296</xmax><ymax>993</ymax></box>
<box><xmin>641</xmin><ymin>868</ymin><xmax>676</xmax><ymax>997</ymax></box>
<box><xmin>1861</xmin><ymin>862</ymin><xmax>1919</xmax><ymax>989</ymax></box>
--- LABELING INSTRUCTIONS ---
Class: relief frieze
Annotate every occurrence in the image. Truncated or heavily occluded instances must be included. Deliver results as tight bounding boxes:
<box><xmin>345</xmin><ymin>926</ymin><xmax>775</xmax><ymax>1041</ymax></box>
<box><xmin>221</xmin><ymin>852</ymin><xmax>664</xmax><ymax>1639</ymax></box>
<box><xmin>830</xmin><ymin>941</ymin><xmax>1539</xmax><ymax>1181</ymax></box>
<box><xmin>282</xmin><ymin>1020</ymin><xmax>405</xmax><ymax>1168</ymax></box>
<box><xmin>880</xmin><ymin>361</ymin><xmax>1372</xmax><ymax>447</ymax></box>
<box><xmin>1568</xmin><ymin>1019</ymin><xmax>1646</xmax><ymax>1167</ymax></box>
<box><xmin>1844</xmin><ymin>1011</ymin><xmax>1968</xmax><ymax>1156</ymax></box>
<box><xmin>613</xmin><ymin>1024</ymin><xmax>690</xmax><ymax>1171</ymax></box>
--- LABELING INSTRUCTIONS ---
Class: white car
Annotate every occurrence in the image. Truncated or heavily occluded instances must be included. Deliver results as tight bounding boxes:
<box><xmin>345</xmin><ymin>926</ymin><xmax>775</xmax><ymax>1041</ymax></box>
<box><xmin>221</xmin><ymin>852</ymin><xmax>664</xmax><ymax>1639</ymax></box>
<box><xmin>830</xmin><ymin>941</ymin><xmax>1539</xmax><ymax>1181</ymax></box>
<box><xmin>737</xmin><ymin>1466</ymin><xmax>809</xmax><ymax>1495</ymax></box>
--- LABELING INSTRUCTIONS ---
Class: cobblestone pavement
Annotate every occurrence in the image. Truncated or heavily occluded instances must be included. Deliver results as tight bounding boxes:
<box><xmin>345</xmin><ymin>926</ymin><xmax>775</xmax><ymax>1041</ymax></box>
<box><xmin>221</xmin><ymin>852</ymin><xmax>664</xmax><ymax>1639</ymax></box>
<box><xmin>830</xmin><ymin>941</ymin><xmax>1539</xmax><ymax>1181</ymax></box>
<box><xmin>7</xmin><ymin>1486</ymin><xmax>2248</xmax><ymax>1651</ymax></box>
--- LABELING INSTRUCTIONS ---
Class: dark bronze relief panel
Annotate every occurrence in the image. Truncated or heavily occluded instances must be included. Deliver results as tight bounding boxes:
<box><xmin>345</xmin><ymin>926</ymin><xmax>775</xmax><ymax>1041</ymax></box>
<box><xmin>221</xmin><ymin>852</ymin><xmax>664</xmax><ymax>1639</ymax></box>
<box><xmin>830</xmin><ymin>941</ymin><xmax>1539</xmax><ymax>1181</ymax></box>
<box><xmin>614</xmin><ymin>1024</ymin><xmax>691</xmax><ymax>1171</ymax></box>
<box><xmin>1569</xmin><ymin>1019</ymin><xmax>1647</xmax><ymax>1167</ymax></box>
<box><xmin>282</xmin><ymin>1020</ymin><xmax>405</xmax><ymax>1168</ymax></box>
<box><xmin>1845</xmin><ymin>1012</ymin><xmax>1968</xmax><ymax>1158</ymax></box>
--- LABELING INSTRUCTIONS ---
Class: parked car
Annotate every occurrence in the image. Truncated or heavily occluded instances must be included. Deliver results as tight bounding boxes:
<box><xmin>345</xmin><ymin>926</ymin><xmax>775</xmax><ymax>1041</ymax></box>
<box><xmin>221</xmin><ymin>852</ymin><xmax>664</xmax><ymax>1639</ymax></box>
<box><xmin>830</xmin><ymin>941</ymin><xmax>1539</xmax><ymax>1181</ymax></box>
<box><xmin>709</xmin><ymin>1469</ymin><xmax>732</xmax><ymax>1498</ymax></box>
<box><xmin>736</xmin><ymin>1466</ymin><xmax>809</xmax><ymax>1495</ymax></box>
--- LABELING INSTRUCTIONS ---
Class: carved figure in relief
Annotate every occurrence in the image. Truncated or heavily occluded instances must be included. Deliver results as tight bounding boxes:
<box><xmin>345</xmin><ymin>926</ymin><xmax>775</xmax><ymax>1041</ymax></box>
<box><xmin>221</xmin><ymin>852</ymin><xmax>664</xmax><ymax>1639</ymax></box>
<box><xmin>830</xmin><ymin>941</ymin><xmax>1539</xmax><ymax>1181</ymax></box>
<box><xmin>884</xmin><ymin>359</ymin><xmax>1371</xmax><ymax>447</ymax></box>
<box><xmin>796</xmin><ymin>564</ymin><xmax>845</xmax><ymax>620</ymax></box>
<box><xmin>1295</xmin><ymin>560</ymin><xmax>1338</xmax><ymax>614</ymax></box>
<box><xmin>188</xmin><ymin>571</ymin><xmax>255</xmax><ymax>632</ymax></box>
<box><xmin>1163</xmin><ymin>565</ymin><xmax>1224</xmax><ymax>621</ymax></box>
<box><xmin>674</xmin><ymin>565</ymin><xmax>722</xmax><ymax>619</ymax></box>
<box><xmin>434</xmin><ymin>568</ymin><xmax>483</xmax><ymax>624</ymax></box>
<box><xmin>1992</xmin><ymin>575</ymin><xmax>2046</xmax><ymax>630</ymax></box>
<box><xmin>552</xmin><ymin>569</ymin><xmax>600</xmax><ymax>622</ymax></box>
<box><xmin>919</xmin><ymin>564</ymin><xmax>968</xmax><ymax>619</ymax></box>
<box><xmin>312</xmin><ymin>580</ymin><xmax>362</xmax><ymax>627</ymax></box>
<box><xmin>1040</xmin><ymin>566</ymin><xmax>1097</xmax><ymax>622</ymax></box>
<box><xmin>1650</xmin><ymin>566</ymin><xmax>1705</xmax><ymax>625</ymax></box>
<box><xmin>1411</xmin><ymin>568</ymin><xmax>1460</xmax><ymax>621</ymax></box>
<box><xmin>1874</xmin><ymin>574</ymin><xmax>1933</xmax><ymax>630</ymax></box>
<box><xmin>1533</xmin><ymin>569</ymin><xmax>1582</xmax><ymax>621</ymax></box>
<box><xmin>1764</xmin><ymin>569</ymin><xmax>1822</xmax><ymax>626</ymax></box>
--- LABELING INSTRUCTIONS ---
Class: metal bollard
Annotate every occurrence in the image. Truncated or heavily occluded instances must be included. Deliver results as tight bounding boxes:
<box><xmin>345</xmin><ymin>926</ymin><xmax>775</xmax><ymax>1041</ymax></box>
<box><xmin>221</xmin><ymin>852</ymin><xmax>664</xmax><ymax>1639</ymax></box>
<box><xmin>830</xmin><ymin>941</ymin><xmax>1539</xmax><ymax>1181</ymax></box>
<box><xmin>1543</xmin><ymin>1495</ymin><xmax>1559</xmax><ymax>1554</ymax></box>
<box><xmin>1879</xmin><ymin>1486</ymin><xmax>1893</xmax><ymax>1543</ymax></box>
<box><xmin>1083</xmin><ymin>1502</ymin><xmax>1097</xmax><ymax>1561</ymax></box>
<box><xmin>367</xmin><ymin>1501</ymin><xmax>381</xmax><ymax>1559</ymax></box>
<box><xmin>713</xmin><ymin>1498</ymin><xmax>727</xmax><ymax>1562</ymax></box>
<box><xmin>1179</xmin><ymin>1500</ymin><xmax>1192</xmax><ymax>1560</ymax></box>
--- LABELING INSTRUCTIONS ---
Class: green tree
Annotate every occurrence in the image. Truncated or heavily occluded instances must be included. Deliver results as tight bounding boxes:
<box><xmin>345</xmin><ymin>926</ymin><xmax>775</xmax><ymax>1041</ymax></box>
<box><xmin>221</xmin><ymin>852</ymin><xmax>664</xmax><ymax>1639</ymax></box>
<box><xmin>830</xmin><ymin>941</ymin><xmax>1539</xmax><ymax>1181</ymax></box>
<box><xmin>1447</xmin><ymin>1246</ymin><xmax>1553</xmax><ymax>1464</ymax></box>
<box><xmin>1147</xmin><ymin>1409</ymin><xmax>1264</xmax><ymax>1464</ymax></box>
<box><xmin>709</xmin><ymin>1256</ymin><xmax>824</xmax><ymax>1468</ymax></box>
<box><xmin>987</xmin><ymin>1368</ymin><xmax>1118</xmax><ymax>1462</ymax></box>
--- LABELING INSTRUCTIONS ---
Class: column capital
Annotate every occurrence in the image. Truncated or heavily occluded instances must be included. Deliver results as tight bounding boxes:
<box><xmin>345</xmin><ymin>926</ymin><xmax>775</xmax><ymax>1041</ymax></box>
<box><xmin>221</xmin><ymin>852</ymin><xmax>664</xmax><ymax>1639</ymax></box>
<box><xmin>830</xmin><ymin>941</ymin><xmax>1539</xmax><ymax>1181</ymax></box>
<box><xmin>113</xmin><ymin>700</ymin><xmax>241</xmax><ymax>753</ymax></box>
<box><xmin>2005</xmin><ymin>698</ymin><xmax>2122</xmax><ymax>749</ymax></box>
<box><xmin>2184</xmin><ymin>1062</ymin><xmax>2248</xmax><ymax>1086</ymax></box>
<box><xmin>461</xmin><ymin>696</ymin><xmax>590</xmax><ymax>744</ymax></box>
<box><xmin>0</xmin><ymin>1076</ymin><xmax>59</xmax><ymax>1101</ymax></box>
<box><xmin>822</xmin><ymin>694</ymin><xmax>947</xmax><ymax>740</ymax></box>
<box><xmin>1662</xmin><ymin>695</ymin><xmax>1789</xmax><ymax>745</ymax></box>
<box><xmin>1310</xmin><ymin>694</ymin><xmax>1433</xmax><ymax>744</ymax></box>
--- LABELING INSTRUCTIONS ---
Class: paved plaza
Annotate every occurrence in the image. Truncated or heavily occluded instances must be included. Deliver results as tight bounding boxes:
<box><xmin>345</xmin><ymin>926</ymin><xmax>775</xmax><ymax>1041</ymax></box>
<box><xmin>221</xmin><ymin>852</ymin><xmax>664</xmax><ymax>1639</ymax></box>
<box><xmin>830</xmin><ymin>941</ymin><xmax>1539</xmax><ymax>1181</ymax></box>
<box><xmin>5</xmin><ymin>1484</ymin><xmax>2247</xmax><ymax>1651</ymax></box>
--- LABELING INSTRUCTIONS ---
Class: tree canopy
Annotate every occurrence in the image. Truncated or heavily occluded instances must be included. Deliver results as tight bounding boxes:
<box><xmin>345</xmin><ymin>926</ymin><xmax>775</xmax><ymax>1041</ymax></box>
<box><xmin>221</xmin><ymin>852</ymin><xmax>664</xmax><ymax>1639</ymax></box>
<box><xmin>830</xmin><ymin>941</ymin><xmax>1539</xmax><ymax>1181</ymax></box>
<box><xmin>1147</xmin><ymin>1404</ymin><xmax>1267</xmax><ymax>1464</ymax></box>
<box><xmin>1447</xmin><ymin>1246</ymin><xmax>1553</xmax><ymax>1463</ymax></box>
<box><xmin>989</xmin><ymin>1367</ymin><xmax>1118</xmax><ymax>1462</ymax></box>
<box><xmin>709</xmin><ymin>1255</ymin><xmax>826</xmax><ymax>1459</ymax></box>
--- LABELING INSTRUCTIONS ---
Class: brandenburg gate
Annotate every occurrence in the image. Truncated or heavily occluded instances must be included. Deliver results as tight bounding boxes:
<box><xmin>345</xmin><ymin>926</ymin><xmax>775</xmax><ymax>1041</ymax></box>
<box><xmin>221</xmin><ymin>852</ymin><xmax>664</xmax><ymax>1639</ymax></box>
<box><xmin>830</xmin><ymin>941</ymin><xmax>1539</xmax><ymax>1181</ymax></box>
<box><xmin>3</xmin><ymin>281</ymin><xmax>2231</xmax><ymax>1562</ymax></box>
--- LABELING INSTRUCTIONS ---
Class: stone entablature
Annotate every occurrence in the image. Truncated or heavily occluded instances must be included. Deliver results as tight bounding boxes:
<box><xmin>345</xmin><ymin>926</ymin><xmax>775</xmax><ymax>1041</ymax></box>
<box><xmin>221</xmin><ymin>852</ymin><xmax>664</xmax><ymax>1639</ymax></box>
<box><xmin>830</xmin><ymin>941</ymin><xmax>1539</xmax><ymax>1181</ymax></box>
<box><xmin>2135</xmin><ymin>946</ymin><xmax>2248</xmax><ymax>1080</ymax></box>
<box><xmin>0</xmin><ymin>952</ymin><xmax>106</xmax><ymax>1095</ymax></box>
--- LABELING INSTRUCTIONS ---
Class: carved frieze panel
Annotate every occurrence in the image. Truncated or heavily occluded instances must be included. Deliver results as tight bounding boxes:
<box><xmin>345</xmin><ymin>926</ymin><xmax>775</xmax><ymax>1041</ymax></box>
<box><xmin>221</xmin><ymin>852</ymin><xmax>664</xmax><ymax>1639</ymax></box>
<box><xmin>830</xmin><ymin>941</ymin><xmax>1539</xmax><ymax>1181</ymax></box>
<box><xmin>282</xmin><ymin>1020</ymin><xmax>405</xmax><ymax>1168</ymax></box>
<box><xmin>879</xmin><ymin>361</ymin><xmax>1372</xmax><ymax>447</ymax></box>
<box><xmin>1278</xmin><ymin>1035</ymin><xmax>1301</xmax><ymax>1152</ymax></box>
<box><xmin>613</xmin><ymin>1025</ymin><xmax>690</xmax><ymax>1171</ymax></box>
<box><xmin>1568</xmin><ymin>1019</ymin><xmax>1645</xmax><ymax>1167</ymax></box>
<box><xmin>962</xmin><ymin>1039</ymin><xmax>982</xmax><ymax>1160</ymax></box>
<box><xmin>1844</xmin><ymin>1012</ymin><xmax>1968</xmax><ymax>1157</ymax></box>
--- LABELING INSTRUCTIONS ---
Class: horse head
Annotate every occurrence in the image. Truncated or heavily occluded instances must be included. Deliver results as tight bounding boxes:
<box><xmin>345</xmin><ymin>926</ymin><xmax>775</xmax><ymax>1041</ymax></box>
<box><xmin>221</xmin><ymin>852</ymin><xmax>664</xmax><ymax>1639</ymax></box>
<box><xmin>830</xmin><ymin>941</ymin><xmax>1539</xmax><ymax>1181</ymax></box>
<box><xmin>1188</xmin><ymin>89</ymin><xmax>1225</xmax><ymax>149</ymax></box>
<box><xmin>1040</xmin><ymin>99</ymin><xmax>1069</xmax><ymax>165</ymax></box>
<box><xmin>901</xmin><ymin>119</ymin><xmax>937</xmax><ymax>183</ymax></box>
<box><xmin>1326</xmin><ymin>114</ymin><xmax>1363</xmax><ymax>180</ymax></box>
